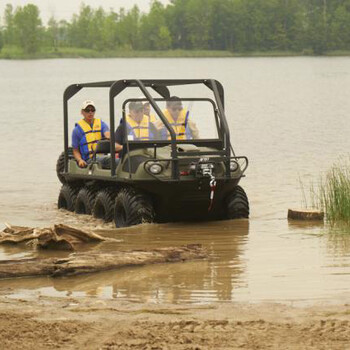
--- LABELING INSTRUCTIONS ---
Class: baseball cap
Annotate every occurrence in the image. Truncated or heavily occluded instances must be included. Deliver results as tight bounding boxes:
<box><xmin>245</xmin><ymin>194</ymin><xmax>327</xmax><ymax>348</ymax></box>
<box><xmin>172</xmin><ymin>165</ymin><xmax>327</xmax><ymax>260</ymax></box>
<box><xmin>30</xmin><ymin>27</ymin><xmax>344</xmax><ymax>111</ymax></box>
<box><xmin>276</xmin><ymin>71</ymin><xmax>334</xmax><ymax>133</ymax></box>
<box><xmin>81</xmin><ymin>100</ymin><xmax>96</xmax><ymax>110</ymax></box>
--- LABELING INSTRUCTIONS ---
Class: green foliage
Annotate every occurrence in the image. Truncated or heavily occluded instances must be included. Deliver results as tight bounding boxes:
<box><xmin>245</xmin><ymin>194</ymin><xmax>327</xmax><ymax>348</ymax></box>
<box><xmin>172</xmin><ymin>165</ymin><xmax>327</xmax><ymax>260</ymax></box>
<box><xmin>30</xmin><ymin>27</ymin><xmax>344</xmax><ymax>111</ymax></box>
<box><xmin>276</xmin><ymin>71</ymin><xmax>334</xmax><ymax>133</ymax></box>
<box><xmin>139</xmin><ymin>1</ymin><xmax>171</xmax><ymax>50</ymax></box>
<box><xmin>302</xmin><ymin>158</ymin><xmax>350</xmax><ymax>226</ymax></box>
<box><xmin>13</xmin><ymin>4</ymin><xmax>43</xmax><ymax>54</ymax></box>
<box><xmin>116</xmin><ymin>6</ymin><xmax>141</xmax><ymax>50</ymax></box>
<box><xmin>318</xmin><ymin>160</ymin><xmax>350</xmax><ymax>225</ymax></box>
<box><xmin>2</xmin><ymin>0</ymin><xmax>350</xmax><ymax>56</ymax></box>
<box><xmin>0</xmin><ymin>30</ymin><xmax>3</xmax><ymax>52</ymax></box>
<box><xmin>3</xmin><ymin>4</ymin><xmax>15</xmax><ymax>45</ymax></box>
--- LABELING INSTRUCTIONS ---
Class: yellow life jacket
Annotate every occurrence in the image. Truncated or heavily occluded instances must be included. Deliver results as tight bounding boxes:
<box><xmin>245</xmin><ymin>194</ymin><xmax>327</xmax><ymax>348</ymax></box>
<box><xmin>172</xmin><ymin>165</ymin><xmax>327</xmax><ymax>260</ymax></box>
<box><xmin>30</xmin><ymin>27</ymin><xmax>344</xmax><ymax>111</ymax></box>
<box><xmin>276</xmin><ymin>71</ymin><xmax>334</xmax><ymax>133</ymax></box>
<box><xmin>77</xmin><ymin>118</ymin><xmax>102</xmax><ymax>158</ymax></box>
<box><xmin>148</xmin><ymin>114</ymin><xmax>157</xmax><ymax>123</ymax></box>
<box><xmin>162</xmin><ymin>109</ymin><xmax>189</xmax><ymax>140</ymax></box>
<box><xmin>126</xmin><ymin>114</ymin><xmax>150</xmax><ymax>140</ymax></box>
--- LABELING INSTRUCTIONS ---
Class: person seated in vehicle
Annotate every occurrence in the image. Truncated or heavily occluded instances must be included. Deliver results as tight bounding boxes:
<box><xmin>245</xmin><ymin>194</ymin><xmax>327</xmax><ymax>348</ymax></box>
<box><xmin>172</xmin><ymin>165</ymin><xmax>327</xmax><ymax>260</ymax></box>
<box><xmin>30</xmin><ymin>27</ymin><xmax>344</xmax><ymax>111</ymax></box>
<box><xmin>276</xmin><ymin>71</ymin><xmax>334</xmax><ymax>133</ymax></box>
<box><xmin>115</xmin><ymin>101</ymin><xmax>159</xmax><ymax>156</ymax></box>
<box><xmin>155</xmin><ymin>96</ymin><xmax>199</xmax><ymax>140</ymax></box>
<box><xmin>72</xmin><ymin>100</ymin><xmax>110</xmax><ymax>168</ymax></box>
<box><xmin>142</xmin><ymin>99</ymin><xmax>157</xmax><ymax>123</ymax></box>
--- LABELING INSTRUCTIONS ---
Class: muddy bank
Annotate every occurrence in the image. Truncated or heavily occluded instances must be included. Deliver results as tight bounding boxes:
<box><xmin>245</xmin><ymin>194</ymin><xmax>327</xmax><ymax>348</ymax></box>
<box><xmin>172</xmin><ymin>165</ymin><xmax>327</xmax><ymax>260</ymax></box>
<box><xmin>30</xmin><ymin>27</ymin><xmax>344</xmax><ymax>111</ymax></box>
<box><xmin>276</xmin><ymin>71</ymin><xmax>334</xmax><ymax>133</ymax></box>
<box><xmin>0</xmin><ymin>295</ymin><xmax>349</xmax><ymax>350</ymax></box>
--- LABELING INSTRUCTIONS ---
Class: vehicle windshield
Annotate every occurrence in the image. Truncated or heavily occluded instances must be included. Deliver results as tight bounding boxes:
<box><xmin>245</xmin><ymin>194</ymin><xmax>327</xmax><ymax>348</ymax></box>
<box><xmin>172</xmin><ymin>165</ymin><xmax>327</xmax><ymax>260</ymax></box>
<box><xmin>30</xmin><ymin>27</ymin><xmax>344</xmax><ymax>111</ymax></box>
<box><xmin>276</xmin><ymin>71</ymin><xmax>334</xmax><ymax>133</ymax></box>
<box><xmin>123</xmin><ymin>98</ymin><xmax>219</xmax><ymax>142</ymax></box>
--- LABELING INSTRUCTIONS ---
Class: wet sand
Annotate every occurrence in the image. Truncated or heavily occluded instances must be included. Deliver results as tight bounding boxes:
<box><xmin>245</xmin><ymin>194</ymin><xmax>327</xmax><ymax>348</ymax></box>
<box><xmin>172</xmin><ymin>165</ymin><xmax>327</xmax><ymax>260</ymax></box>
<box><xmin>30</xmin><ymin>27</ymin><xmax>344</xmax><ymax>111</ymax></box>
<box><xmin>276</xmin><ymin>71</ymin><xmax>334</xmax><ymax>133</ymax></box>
<box><xmin>0</xmin><ymin>294</ymin><xmax>349</xmax><ymax>350</ymax></box>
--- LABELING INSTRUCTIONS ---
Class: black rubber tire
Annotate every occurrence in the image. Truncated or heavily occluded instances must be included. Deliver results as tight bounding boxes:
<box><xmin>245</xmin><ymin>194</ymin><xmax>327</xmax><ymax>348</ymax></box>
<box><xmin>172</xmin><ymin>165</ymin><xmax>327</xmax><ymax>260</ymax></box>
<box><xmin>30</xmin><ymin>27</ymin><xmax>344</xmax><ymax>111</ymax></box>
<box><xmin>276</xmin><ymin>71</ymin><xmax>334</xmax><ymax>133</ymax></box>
<box><xmin>56</xmin><ymin>148</ymin><xmax>73</xmax><ymax>184</ymax></box>
<box><xmin>114</xmin><ymin>188</ymin><xmax>154</xmax><ymax>228</ymax></box>
<box><xmin>75</xmin><ymin>187</ymin><xmax>97</xmax><ymax>215</ymax></box>
<box><xmin>58</xmin><ymin>184</ymin><xmax>79</xmax><ymax>212</ymax></box>
<box><xmin>56</xmin><ymin>152</ymin><xmax>66</xmax><ymax>184</ymax></box>
<box><xmin>226</xmin><ymin>185</ymin><xmax>249</xmax><ymax>219</ymax></box>
<box><xmin>92</xmin><ymin>188</ymin><xmax>116</xmax><ymax>222</ymax></box>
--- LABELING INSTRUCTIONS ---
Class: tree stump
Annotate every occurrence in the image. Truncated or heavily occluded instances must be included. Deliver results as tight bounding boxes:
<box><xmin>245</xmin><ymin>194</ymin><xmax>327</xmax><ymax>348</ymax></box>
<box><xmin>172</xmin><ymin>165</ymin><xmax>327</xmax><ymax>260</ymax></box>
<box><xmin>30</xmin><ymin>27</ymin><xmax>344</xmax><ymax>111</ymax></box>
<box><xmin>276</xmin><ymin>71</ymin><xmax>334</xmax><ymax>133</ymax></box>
<box><xmin>288</xmin><ymin>209</ymin><xmax>324</xmax><ymax>221</ymax></box>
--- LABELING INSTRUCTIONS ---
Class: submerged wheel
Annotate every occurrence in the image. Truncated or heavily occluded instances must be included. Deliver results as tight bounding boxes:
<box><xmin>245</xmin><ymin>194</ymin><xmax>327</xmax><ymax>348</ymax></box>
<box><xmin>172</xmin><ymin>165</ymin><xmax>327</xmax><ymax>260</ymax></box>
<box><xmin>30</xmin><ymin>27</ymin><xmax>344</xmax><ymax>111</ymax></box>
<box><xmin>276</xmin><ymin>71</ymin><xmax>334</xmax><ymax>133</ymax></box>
<box><xmin>226</xmin><ymin>185</ymin><xmax>249</xmax><ymax>219</ymax></box>
<box><xmin>114</xmin><ymin>188</ymin><xmax>154</xmax><ymax>228</ymax></box>
<box><xmin>56</xmin><ymin>151</ymin><xmax>66</xmax><ymax>184</ymax></box>
<box><xmin>56</xmin><ymin>148</ymin><xmax>74</xmax><ymax>184</ymax></box>
<box><xmin>58</xmin><ymin>184</ymin><xmax>79</xmax><ymax>212</ymax></box>
<box><xmin>92</xmin><ymin>188</ymin><xmax>116</xmax><ymax>222</ymax></box>
<box><xmin>75</xmin><ymin>187</ymin><xmax>97</xmax><ymax>215</ymax></box>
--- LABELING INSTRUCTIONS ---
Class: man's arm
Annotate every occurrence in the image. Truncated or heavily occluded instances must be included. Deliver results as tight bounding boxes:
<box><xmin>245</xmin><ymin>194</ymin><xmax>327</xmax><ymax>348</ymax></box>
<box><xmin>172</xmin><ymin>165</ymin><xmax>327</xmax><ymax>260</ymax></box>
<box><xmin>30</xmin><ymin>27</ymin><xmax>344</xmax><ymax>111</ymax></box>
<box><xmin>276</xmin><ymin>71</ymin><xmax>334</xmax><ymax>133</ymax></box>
<box><xmin>115</xmin><ymin>143</ymin><xmax>123</xmax><ymax>152</ymax></box>
<box><xmin>188</xmin><ymin>120</ymin><xmax>199</xmax><ymax>139</ymax></box>
<box><xmin>73</xmin><ymin>148</ymin><xmax>87</xmax><ymax>168</ymax></box>
<box><xmin>101</xmin><ymin>121</ymin><xmax>110</xmax><ymax>139</ymax></box>
<box><xmin>72</xmin><ymin>127</ymin><xmax>87</xmax><ymax>167</ymax></box>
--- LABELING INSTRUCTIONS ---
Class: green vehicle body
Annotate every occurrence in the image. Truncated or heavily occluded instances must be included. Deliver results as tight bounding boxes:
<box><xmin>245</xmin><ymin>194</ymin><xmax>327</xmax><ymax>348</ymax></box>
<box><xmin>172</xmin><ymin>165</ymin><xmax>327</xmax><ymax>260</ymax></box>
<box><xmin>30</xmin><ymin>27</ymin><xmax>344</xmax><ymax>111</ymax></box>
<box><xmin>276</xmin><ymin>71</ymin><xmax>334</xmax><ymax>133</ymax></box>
<box><xmin>57</xmin><ymin>79</ymin><xmax>249</xmax><ymax>226</ymax></box>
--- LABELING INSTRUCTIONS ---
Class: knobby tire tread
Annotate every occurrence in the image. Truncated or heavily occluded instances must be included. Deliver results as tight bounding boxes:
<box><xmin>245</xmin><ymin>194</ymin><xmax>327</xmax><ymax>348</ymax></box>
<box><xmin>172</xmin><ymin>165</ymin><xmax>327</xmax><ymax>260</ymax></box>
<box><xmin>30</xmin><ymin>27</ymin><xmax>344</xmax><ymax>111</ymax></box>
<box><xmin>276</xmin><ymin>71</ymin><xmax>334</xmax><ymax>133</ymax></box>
<box><xmin>75</xmin><ymin>187</ymin><xmax>97</xmax><ymax>215</ymax></box>
<box><xmin>114</xmin><ymin>188</ymin><xmax>154</xmax><ymax>228</ymax></box>
<box><xmin>58</xmin><ymin>184</ymin><xmax>80</xmax><ymax>212</ymax></box>
<box><xmin>56</xmin><ymin>148</ymin><xmax>74</xmax><ymax>184</ymax></box>
<box><xmin>226</xmin><ymin>185</ymin><xmax>249</xmax><ymax>219</ymax></box>
<box><xmin>56</xmin><ymin>152</ymin><xmax>66</xmax><ymax>184</ymax></box>
<box><xmin>93</xmin><ymin>188</ymin><xmax>117</xmax><ymax>222</ymax></box>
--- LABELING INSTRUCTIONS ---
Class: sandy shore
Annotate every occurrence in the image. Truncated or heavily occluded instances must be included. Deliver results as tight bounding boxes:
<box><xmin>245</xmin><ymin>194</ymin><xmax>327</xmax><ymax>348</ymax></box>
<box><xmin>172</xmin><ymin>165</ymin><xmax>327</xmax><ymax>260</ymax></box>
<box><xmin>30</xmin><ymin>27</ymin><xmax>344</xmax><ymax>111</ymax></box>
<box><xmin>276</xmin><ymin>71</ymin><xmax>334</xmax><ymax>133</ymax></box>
<box><xmin>0</xmin><ymin>294</ymin><xmax>349</xmax><ymax>349</ymax></box>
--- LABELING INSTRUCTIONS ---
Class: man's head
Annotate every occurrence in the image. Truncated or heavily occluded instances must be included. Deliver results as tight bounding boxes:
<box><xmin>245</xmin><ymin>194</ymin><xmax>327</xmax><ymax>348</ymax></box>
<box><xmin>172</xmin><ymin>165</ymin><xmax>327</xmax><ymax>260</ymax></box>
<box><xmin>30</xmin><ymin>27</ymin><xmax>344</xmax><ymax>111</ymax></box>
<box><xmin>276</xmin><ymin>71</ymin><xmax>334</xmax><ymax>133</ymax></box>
<box><xmin>143</xmin><ymin>101</ymin><xmax>151</xmax><ymax>117</ymax></box>
<box><xmin>136</xmin><ymin>96</ymin><xmax>151</xmax><ymax>117</ymax></box>
<box><xmin>81</xmin><ymin>100</ymin><xmax>96</xmax><ymax>123</ymax></box>
<box><xmin>129</xmin><ymin>101</ymin><xmax>144</xmax><ymax>123</ymax></box>
<box><xmin>166</xmin><ymin>96</ymin><xmax>183</xmax><ymax>120</ymax></box>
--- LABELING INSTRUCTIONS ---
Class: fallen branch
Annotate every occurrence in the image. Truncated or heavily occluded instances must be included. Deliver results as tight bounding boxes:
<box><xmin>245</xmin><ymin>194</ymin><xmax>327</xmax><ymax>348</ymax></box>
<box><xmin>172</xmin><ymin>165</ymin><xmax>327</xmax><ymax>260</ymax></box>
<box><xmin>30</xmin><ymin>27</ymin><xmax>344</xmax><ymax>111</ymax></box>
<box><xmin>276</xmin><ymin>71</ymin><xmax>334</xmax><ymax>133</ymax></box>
<box><xmin>0</xmin><ymin>245</ymin><xmax>206</xmax><ymax>279</ymax></box>
<box><xmin>0</xmin><ymin>224</ymin><xmax>109</xmax><ymax>251</ymax></box>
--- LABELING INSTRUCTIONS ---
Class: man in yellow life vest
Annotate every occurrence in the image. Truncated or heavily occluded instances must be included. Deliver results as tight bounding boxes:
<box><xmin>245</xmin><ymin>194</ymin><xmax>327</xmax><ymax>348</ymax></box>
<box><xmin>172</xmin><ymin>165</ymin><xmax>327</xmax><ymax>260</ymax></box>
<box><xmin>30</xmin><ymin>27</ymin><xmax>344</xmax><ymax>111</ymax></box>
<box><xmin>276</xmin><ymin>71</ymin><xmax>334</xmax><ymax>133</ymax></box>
<box><xmin>156</xmin><ymin>96</ymin><xmax>199</xmax><ymax>140</ymax></box>
<box><xmin>115</xmin><ymin>101</ymin><xmax>158</xmax><ymax>156</ymax></box>
<box><xmin>72</xmin><ymin>100</ymin><xmax>110</xmax><ymax>168</ymax></box>
<box><xmin>142</xmin><ymin>100</ymin><xmax>157</xmax><ymax>123</ymax></box>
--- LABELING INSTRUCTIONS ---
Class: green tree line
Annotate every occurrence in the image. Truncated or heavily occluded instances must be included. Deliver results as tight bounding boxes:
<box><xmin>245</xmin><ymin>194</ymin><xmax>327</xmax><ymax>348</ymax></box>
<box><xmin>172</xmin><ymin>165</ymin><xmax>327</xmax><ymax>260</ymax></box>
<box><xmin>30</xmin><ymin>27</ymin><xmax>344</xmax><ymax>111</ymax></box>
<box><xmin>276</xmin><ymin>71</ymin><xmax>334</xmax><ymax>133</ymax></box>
<box><xmin>1</xmin><ymin>0</ymin><xmax>350</xmax><ymax>56</ymax></box>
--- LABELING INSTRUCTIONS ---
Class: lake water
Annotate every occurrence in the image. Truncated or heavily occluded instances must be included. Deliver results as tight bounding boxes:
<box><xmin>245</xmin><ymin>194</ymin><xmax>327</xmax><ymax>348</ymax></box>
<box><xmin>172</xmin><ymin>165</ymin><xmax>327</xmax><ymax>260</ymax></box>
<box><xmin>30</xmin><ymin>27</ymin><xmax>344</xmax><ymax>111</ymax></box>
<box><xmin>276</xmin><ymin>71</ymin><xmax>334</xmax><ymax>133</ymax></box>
<box><xmin>1</xmin><ymin>57</ymin><xmax>350</xmax><ymax>304</ymax></box>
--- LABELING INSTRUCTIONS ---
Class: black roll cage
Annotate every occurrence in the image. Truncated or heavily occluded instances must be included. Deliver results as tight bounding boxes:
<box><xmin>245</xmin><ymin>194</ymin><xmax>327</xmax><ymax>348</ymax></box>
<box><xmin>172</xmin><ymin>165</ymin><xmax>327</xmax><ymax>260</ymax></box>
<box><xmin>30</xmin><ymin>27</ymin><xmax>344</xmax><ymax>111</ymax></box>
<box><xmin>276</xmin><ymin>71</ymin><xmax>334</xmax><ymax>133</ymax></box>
<box><xmin>63</xmin><ymin>79</ymin><xmax>232</xmax><ymax>180</ymax></box>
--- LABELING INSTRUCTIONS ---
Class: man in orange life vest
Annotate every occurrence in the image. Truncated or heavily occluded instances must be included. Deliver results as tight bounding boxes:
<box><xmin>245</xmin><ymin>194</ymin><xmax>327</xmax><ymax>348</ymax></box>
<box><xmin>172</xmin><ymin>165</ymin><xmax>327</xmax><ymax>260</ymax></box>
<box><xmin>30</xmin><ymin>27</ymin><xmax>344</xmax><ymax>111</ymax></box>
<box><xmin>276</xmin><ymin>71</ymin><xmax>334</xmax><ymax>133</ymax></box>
<box><xmin>155</xmin><ymin>96</ymin><xmax>199</xmax><ymax>140</ymax></box>
<box><xmin>115</xmin><ymin>101</ymin><xmax>158</xmax><ymax>156</ymax></box>
<box><xmin>72</xmin><ymin>100</ymin><xmax>110</xmax><ymax>168</ymax></box>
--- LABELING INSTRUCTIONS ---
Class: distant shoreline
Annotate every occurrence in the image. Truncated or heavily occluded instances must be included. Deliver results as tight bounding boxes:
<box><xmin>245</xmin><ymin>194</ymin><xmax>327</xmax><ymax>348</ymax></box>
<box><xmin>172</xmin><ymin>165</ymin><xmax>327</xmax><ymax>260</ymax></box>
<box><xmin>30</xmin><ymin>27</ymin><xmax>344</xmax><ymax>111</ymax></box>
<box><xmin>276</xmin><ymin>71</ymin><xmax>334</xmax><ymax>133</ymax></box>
<box><xmin>1</xmin><ymin>47</ymin><xmax>350</xmax><ymax>59</ymax></box>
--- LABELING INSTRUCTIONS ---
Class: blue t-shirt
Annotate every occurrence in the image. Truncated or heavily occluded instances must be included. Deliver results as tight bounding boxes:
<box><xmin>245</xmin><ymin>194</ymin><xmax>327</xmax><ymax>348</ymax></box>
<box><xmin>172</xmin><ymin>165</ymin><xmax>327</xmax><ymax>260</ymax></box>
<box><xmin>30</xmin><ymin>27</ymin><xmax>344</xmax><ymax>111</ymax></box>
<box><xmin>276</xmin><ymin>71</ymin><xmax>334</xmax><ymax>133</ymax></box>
<box><xmin>72</xmin><ymin>119</ymin><xmax>109</xmax><ymax>161</ymax></box>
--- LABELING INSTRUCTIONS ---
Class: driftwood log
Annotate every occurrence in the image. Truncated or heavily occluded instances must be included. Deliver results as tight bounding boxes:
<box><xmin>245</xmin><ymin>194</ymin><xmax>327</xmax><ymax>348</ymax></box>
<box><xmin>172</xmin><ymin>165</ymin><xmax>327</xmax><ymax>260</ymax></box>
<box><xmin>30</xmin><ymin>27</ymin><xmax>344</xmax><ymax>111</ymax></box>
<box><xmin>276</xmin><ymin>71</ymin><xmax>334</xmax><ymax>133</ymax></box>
<box><xmin>0</xmin><ymin>245</ymin><xmax>206</xmax><ymax>279</ymax></box>
<box><xmin>288</xmin><ymin>209</ymin><xmax>324</xmax><ymax>221</ymax></box>
<box><xmin>0</xmin><ymin>224</ymin><xmax>108</xmax><ymax>251</ymax></box>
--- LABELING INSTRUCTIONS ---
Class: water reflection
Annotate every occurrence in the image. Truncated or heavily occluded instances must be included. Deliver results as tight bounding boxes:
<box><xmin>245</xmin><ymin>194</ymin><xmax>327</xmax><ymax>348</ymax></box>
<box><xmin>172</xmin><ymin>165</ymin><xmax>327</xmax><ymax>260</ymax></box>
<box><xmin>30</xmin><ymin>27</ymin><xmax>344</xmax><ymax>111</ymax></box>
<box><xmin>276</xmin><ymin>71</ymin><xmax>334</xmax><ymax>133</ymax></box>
<box><xmin>326</xmin><ymin>232</ymin><xmax>350</xmax><ymax>258</ymax></box>
<box><xmin>0</xmin><ymin>220</ymin><xmax>249</xmax><ymax>303</ymax></box>
<box><xmin>287</xmin><ymin>219</ymin><xmax>325</xmax><ymax>230</ymax></box>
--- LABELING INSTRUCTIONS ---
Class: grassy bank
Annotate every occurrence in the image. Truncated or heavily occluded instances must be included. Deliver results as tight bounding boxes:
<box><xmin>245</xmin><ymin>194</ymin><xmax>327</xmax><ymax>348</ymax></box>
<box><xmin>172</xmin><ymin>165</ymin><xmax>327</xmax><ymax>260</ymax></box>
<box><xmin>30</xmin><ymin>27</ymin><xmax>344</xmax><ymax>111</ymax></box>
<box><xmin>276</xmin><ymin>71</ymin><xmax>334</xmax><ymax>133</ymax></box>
<box><xmin>303</xmin><ymin>158</ymin><xmax>350</xmax><ymax>226</ymax></box>
<box><xmin>1</xmin><ymin>46</ymin><xmax>350</xmax><ymax>59</ymax></box>
<box><xmin>0</xmin><ymin>47</ymin><xmax>236</xmax><ymax>59</ymax></box>
<box><xmin>318</xmin><ymin>162</ymin><xmax>350</xmax><ymax>225</ymax></box>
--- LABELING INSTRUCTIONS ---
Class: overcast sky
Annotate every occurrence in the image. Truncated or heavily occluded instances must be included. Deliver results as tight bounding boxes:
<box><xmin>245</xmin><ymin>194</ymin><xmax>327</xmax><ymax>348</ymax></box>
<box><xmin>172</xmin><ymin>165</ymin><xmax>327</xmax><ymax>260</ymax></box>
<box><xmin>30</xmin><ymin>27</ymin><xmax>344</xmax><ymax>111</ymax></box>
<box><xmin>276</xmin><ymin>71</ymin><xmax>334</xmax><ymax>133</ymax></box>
<box><xmin>0</xmin><ymin>0</ymin><xmax>170</xmax><ymax>23</ymax></box>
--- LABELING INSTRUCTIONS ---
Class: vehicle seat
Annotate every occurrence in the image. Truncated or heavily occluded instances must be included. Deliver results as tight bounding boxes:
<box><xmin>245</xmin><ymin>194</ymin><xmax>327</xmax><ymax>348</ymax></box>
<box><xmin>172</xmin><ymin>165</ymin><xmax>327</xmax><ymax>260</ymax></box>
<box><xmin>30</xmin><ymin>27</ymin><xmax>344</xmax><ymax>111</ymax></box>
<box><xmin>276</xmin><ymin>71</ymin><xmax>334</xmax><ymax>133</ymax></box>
<box><xmin>93</xmin><ymin>139</ymin><xmax>110</xmax><ymax>156</ymax></box>
<box><xmin>92</xmin><ymin>140</ymin><xmax>110</xmax><ymax>169</ymax></box>
<box><xmin>92</xmin><ymin>140</ymin><xmax>119</xmax><ymax>170</ymax></box>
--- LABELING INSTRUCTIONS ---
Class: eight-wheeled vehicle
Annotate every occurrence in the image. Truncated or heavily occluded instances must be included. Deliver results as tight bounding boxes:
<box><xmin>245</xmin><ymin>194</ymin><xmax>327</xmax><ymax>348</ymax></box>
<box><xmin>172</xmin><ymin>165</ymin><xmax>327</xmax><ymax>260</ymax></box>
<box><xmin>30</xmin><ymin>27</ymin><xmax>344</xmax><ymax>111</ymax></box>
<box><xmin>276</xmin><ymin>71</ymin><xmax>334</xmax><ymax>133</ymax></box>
<box><xmin>56</xmin><ymin>79</ymin><xmax>249</xmax><ymax>227</ymax></box>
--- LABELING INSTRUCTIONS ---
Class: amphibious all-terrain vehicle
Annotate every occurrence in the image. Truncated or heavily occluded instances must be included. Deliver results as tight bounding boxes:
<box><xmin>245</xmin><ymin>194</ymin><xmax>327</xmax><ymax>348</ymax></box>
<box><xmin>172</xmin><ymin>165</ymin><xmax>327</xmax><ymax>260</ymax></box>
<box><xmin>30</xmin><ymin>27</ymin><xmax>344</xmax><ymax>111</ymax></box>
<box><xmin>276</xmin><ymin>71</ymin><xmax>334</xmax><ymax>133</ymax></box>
<box><xmin>57</xmin><ymin>79</ymin><xmax>249</xmax><ymax>227</ymax></box>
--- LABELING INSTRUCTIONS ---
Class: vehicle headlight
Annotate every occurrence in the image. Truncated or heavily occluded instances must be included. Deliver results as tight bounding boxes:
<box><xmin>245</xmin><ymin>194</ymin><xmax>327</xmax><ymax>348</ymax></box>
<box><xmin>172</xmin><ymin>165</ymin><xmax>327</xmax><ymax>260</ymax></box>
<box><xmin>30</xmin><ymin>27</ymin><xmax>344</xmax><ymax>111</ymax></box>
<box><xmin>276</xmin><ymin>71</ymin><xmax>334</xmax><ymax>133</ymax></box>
<box><xmin>148</xmin><ymin>163</ymin><xmax>163</xmax><ymax>174</ymax></box>
<box><xmin>230</xmin><ymin>161</ymin><xmax>239</xmax><ymax>172</ymax></box>
<box><xmin>189</xmin><ymin>163</ymin><xmax>196</xmax><ymax>172</ymax></box>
